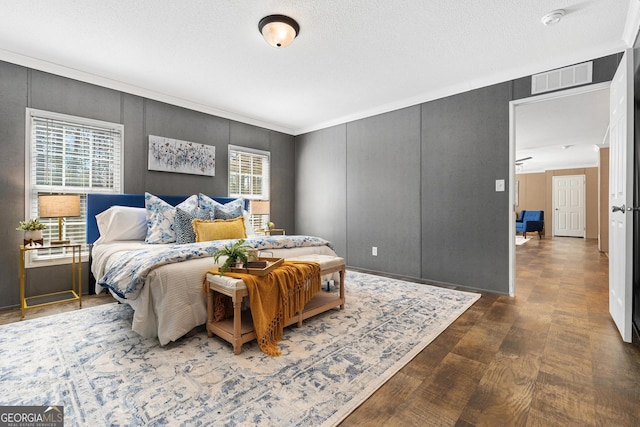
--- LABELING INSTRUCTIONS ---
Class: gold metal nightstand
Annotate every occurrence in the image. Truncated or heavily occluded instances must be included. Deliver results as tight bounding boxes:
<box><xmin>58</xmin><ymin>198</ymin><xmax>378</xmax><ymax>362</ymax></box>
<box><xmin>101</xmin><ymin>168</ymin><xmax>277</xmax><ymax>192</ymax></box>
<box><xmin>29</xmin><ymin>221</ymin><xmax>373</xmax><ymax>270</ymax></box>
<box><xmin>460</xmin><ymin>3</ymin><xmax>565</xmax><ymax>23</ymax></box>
<box><xmin>255</xmin><ymin>228</ymin><xmax>286</xmax><ymax>236</ymax></box>
<box><xmin>19</xmin><ymin>243</ymin><xmax>82</xmax><ymax>318</ymax></box>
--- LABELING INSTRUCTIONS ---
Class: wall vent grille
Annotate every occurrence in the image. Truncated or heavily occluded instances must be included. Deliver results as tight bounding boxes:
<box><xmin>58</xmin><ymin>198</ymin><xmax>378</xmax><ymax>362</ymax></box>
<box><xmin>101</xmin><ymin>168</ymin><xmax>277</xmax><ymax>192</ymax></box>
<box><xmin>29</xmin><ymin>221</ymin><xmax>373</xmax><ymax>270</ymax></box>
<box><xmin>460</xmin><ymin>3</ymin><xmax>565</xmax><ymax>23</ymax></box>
<box><xmin>531</xmin><ymin>61</ymin><xmax>593</xmax><ymax>95</ymax></box>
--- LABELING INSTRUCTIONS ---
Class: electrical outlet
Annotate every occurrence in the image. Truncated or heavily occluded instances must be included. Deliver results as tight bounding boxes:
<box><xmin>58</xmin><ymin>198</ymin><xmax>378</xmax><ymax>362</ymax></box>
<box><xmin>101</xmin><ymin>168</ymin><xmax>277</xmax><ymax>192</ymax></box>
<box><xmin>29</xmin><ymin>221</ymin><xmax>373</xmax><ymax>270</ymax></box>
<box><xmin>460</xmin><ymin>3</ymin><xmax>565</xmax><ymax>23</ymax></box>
<box><xmin>372</xmin><ymin>246</ymin><xmax>377</xmax><ymax>256</ymax></box>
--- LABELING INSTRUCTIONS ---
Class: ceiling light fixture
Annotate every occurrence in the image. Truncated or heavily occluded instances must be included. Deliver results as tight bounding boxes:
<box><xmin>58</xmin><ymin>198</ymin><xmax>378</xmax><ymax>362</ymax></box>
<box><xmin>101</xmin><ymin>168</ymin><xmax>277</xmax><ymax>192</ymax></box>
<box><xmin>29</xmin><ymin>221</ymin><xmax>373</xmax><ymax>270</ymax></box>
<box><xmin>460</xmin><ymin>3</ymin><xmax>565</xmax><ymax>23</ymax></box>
<box><xmin>541</xmin><ymin>9</ymin><xmax>565</xmax><ymax>26</ymax></box>
<box><xmin>258</xmin><ymin>15</ymin><xmax>300</xmax><ymax>48</ymax></box>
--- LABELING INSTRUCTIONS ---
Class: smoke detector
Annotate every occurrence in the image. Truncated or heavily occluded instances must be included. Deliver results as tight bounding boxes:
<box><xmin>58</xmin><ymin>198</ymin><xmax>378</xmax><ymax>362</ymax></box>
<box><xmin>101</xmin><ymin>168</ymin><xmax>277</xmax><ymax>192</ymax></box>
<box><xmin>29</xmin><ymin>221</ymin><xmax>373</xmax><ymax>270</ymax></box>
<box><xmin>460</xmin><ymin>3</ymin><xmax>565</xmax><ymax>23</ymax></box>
<box><xmin>541</xmin><ymin>9</ymin><xmax>565</xmax><ymax>26</ymax></box>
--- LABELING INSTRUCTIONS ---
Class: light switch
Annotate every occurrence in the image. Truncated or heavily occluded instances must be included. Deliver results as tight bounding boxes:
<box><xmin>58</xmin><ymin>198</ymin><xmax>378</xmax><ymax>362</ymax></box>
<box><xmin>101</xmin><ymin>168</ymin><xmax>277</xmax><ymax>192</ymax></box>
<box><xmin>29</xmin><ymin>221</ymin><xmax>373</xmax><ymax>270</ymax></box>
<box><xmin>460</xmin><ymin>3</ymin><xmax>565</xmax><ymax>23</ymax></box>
<box><xmin>495</xmin><ymin>179</ymin><xmax>505</xmax><ymax>192</ymax></box>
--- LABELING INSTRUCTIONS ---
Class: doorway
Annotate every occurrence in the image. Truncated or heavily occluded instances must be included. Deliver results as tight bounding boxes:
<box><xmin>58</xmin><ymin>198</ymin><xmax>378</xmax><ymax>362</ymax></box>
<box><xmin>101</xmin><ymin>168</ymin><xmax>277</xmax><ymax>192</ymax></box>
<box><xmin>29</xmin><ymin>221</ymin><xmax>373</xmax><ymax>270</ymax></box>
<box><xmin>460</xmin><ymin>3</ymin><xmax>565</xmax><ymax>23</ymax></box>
<box><xmin>508</xmin><ymin>82</ymin><xmax>611</xmax><ymax>296</ymax></box>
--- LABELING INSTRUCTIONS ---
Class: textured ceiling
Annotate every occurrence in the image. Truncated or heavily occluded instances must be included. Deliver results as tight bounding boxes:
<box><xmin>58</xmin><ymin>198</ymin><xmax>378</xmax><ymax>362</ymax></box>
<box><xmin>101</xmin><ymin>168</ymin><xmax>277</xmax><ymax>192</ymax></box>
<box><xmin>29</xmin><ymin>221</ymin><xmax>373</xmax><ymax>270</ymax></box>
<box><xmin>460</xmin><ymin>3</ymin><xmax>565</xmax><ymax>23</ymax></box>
<box><xmin>0</xmin><ymin>0</ymin><xmax>634</xmax><ymax>136</ymax></box>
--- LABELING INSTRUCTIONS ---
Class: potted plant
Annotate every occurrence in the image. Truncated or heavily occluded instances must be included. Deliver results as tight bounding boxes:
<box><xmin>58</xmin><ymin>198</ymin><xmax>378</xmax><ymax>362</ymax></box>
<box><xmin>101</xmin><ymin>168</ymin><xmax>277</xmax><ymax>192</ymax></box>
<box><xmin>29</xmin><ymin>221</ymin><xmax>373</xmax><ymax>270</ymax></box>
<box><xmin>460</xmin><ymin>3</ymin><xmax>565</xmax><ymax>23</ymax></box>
<box><xmin>16</xmin><ymin>218</ymin><xmax>47</xmax><ymax>241</ymax></box>
<box><xmin>266</xmin><ymin>221</ymin><xmax>275</xmax><ymax>231</ymax></box>
<box><xmin>213</xmin><ymin>239</ymin><xmax>256</xmax><ymax>275</ymax></box>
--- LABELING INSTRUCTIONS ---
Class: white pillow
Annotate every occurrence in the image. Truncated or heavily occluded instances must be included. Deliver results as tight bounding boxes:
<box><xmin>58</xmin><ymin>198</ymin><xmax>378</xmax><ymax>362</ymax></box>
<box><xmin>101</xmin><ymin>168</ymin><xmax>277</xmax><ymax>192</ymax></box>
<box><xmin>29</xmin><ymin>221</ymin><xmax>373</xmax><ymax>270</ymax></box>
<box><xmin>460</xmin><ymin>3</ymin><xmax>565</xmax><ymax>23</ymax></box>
<box><xmin>244</xmin><ymin>210</ymin><xmax>255</xmax><ymax>236</ymax></box>
<box><xmin>95</xmin><ymin>206</ymin><xmax>147</xmax><ymax>245</ymax></box>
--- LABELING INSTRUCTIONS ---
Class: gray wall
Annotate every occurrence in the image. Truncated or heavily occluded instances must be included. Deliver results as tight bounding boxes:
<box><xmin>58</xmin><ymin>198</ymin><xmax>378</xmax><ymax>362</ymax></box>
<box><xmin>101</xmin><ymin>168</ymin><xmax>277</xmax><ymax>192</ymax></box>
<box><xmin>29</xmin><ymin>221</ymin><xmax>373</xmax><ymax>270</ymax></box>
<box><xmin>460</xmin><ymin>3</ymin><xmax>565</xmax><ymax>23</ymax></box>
<box><xmin>295</xmin><ymin>125</ymin><xmax>347</xmax><ymax>258</ymax></box>
<box><xmin>421</xmin><ymin>83</ymin><xmax>510</xmax><ymax>292</ymax></box>
<box><xmin>0</xmin><ymin>52</ymin><xmax>622</xmax><ymax>307</ymax></box>
<box><xmin>0</xmin><ymin>62</ymin><xmax>294</xmax><ymax>309</ymax></box>
<box><xmin>294</xmin><ymin>53</ymin><xmax>621</xmax><ymax>295</ymax></box>
<box><xmin>347</xmin><ymin>107</ymin><xmax>422</xmax><ymax>277</ymax></box>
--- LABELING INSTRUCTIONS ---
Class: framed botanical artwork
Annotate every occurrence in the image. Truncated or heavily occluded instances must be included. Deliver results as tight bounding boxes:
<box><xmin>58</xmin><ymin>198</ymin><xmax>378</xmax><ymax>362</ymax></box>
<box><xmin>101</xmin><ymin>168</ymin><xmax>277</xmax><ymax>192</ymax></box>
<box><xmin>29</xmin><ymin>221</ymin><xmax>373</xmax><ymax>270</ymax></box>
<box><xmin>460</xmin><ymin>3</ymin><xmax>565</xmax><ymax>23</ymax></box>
<box><xmin>148</xmin><ymin>135</ymin><xmax>215</xmax><ymax>176</ymax></box>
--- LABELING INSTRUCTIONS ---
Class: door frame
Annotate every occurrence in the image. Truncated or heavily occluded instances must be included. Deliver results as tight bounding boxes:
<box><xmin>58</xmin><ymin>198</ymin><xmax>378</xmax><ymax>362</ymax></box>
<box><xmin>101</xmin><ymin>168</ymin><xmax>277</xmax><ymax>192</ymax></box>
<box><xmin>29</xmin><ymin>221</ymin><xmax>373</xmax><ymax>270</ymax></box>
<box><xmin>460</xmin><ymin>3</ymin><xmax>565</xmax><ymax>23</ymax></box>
<box><xmin>508</xmin><ymin>81</ymin><xmax>611</xmax><ymax>296</ymax></box>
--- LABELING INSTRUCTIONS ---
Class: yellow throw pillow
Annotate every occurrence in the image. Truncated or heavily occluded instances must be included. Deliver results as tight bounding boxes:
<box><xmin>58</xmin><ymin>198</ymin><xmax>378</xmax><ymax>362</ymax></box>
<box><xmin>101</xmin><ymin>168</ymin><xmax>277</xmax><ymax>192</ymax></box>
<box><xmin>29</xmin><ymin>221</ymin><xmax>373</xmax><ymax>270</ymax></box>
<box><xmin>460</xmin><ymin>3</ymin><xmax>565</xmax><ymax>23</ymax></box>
<box><xmin>193</xmin><ymin>217</ymin><xmax>247</xmax><ymax>242</ymax></box>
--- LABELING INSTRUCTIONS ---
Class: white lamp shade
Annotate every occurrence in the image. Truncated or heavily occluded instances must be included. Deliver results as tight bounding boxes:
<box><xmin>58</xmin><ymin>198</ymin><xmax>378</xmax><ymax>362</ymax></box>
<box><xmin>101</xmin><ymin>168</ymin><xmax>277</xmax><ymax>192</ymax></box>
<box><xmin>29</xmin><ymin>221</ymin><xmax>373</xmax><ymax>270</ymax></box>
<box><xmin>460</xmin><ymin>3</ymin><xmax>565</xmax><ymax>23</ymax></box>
<box><xmin>39</xmin><ymin>194</ymin><xmax>81</xmax><ymax>218</ymax></box>
<box><xmin>250</xmin><ymin>200</ymin><xmax>270</xmax><ymax>215</ymax></box>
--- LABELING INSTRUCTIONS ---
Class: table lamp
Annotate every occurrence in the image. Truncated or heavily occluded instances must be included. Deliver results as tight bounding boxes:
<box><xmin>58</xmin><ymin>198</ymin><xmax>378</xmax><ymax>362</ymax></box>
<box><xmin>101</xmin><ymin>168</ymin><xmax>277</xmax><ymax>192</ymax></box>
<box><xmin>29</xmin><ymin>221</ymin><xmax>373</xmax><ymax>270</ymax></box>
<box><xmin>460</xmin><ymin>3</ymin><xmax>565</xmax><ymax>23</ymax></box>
<box><xmin>38</xmin><ymin>194</ymin><xmax>80</xmax><ymax>245</ymax></box>
<box><xmin>250</xmin><ymin>200</ymin><xmax>270</xmax><ymax>230</ymax></box>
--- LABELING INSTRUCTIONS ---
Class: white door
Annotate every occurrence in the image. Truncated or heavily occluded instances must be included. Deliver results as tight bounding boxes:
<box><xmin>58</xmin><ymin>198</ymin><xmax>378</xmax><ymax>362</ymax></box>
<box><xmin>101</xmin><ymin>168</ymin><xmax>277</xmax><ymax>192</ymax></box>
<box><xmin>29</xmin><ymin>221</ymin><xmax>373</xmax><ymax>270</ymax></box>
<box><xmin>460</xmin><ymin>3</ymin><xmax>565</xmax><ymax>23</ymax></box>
<box><xmin>553</xmin><ymin>175</ymin><xmax>585</xmax><ymax>237</ymax></box>
<box><xmin>609</xmin><ymin>49</ymin><xmax>634</xmax><ymax>343</ymax></box>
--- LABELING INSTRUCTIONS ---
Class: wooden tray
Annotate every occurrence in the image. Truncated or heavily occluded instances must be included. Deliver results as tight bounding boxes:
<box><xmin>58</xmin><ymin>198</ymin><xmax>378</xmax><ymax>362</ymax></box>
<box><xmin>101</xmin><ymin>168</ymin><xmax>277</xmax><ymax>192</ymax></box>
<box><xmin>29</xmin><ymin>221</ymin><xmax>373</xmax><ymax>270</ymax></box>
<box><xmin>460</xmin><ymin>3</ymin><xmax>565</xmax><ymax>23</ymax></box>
<box><xmin>229</xmin><ymin>257</ymin><xmax>283</xmax><ymax>276</ymax></box>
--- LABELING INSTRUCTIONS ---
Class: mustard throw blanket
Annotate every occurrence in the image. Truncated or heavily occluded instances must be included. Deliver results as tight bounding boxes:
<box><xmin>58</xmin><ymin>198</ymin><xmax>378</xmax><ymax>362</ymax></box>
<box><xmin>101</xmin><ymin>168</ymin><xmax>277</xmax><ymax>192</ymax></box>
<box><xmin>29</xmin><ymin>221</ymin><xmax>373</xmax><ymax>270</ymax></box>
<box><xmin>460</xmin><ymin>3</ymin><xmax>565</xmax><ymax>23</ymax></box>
<box><xmin>207</xmin><ymin>261</ymin><xmax>321</xmax><ymax>356</ymax></box>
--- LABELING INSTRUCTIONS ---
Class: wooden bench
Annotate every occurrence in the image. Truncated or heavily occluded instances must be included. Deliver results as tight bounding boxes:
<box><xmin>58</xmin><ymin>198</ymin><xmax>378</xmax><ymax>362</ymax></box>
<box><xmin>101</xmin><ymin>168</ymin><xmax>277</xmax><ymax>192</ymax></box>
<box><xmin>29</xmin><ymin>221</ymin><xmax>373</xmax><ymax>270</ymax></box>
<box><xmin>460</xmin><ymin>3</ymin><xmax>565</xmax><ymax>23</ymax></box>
<box><xmin>205</xmin><ymin>254</ymin><xmax>345</xmax><ymax>354</ymax></box>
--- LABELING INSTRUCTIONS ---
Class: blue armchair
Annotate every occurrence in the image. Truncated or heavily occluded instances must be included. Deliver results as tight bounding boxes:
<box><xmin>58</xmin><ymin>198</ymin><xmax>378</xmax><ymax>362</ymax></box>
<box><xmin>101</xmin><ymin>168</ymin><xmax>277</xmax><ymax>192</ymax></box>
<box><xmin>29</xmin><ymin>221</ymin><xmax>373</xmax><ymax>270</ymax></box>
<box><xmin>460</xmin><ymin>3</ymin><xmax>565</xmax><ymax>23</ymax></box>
<box><xmin>516</xmin><ymin>210</ymin><xmax>544</xmax><ymax>239</ymax></box>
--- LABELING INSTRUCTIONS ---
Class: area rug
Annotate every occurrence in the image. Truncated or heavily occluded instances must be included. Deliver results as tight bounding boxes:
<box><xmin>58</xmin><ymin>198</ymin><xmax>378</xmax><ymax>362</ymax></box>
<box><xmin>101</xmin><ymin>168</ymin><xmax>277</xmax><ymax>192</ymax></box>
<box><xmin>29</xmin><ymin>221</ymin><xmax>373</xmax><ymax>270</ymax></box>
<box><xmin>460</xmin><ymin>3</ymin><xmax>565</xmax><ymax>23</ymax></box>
<box><xmin>0</xmin><ymin>271</ymin><xmax>479</xmax><ymax>426</ymax></box>
<box><xmin>516</xmin><ymin>235</ymin><xmax>531</xmax><ymax>245</ymax></box>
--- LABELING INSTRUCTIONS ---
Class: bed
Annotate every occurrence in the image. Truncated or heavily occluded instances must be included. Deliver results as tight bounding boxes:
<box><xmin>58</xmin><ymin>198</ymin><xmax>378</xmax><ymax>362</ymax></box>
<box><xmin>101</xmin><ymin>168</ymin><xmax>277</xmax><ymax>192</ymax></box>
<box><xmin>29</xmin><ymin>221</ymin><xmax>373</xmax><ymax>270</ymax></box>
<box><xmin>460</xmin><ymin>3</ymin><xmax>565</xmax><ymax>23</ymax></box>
<box><xmin>87</xmin><ymin>192</ymin><xmax>338</xmax><ymax>345</ymax></box>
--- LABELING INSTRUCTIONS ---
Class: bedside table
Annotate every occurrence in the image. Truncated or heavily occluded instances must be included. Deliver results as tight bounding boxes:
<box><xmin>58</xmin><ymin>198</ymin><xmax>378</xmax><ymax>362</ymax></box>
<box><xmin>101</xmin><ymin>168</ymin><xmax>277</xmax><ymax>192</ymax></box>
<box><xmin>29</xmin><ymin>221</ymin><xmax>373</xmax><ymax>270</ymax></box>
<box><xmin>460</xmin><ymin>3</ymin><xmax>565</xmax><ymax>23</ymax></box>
<box><xmin>19</xmin><ymin>243</ymin><xmax>82</xmax><ymax>318</ymax></box>
<box><xmin>266</xmin><ymin>228</ymin><xmax>286</xmax><ymax>235</ymax></box>
<box><xmin>255</xmin><ymin>228</ymin><xmax>286</xmax><ymax>236</ymax></box>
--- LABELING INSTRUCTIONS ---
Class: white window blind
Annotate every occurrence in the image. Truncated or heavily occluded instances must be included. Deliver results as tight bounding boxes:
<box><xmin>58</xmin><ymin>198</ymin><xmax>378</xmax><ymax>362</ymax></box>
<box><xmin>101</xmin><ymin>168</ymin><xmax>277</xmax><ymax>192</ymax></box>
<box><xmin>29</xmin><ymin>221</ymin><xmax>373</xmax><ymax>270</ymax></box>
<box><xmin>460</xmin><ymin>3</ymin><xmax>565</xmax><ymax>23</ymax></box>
<box><xmin>26</xmin><ymin>109</ymin><xmax>123</xmax><ymax>262</ymax></box>
<box><xmin>228</xmin><ymin>145</ymin><xmax>270</xmax><ymax>229</ymax></box>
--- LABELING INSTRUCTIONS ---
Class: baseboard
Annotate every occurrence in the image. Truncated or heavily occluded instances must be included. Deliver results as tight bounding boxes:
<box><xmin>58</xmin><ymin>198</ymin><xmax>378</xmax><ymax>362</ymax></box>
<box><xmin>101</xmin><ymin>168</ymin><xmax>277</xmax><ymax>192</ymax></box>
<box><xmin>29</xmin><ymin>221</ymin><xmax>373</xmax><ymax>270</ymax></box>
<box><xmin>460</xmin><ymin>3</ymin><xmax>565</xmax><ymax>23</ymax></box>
<box><xmin>345</xmin><ymin>266</ymin><xmax>506</xmax><ymax>296</ymax></box>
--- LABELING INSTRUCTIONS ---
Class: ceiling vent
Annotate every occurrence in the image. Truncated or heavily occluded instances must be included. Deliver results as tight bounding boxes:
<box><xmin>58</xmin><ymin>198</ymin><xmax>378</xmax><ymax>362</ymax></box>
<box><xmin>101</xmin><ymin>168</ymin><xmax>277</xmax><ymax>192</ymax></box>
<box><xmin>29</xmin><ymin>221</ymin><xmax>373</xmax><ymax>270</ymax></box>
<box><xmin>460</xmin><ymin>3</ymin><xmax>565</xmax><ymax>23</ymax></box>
<box><xmin>531</xmin><ymin>61</ymin><xmax>593</xmax><ymax>95</ymax></box>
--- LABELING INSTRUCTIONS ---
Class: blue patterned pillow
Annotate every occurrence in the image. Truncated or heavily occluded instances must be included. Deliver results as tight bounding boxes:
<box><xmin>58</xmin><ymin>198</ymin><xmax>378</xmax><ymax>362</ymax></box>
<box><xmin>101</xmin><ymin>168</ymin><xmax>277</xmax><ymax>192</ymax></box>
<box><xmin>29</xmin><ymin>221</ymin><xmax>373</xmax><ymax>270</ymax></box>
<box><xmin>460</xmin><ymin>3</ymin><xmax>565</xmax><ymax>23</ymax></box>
<box><xmin>214</xmin><ymin>198</ymin><xmax>244</xmax><ymax>220</ymax></box>
<box><xmin>198</xmin><ymin>193</ymin><xmax>221</xmax><ymax>217</ymax></box>
<box><xmin>174</xmin><ymin>207</ymin><xmax>213</xmax><ymax>244</ymax></box>
<box><xmin>199</xmin><ymin>194</ymin><xmax>246</xmax><ymax>219</ymax></box>
<box><xmin>144</xmin><ymin>193</ymin><xmax>199</xmax><ymax>244</ymax></box>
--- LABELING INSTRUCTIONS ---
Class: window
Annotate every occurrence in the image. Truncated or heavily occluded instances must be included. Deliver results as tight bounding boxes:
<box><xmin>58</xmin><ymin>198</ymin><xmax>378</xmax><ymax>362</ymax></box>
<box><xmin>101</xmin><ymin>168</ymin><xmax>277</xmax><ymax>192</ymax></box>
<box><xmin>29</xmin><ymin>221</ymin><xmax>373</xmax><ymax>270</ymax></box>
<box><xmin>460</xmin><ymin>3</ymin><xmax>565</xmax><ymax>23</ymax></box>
<box><xmin>26</xmin><ymin>108</ymin><xmax>123</xmax><ymax>263</ymax></box>
<box><xmin>228</xmin><ymin>145</ymin><xmax>270</xmax><ymax>229</ymax></box>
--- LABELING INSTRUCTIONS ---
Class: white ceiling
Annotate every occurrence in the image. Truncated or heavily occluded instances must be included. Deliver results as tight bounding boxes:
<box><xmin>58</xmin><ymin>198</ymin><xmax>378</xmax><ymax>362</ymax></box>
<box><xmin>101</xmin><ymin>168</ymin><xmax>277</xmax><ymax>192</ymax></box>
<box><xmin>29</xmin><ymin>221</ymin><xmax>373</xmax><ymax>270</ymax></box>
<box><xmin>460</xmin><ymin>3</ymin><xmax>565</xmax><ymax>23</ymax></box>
<box><xmin>515</xmin><ymin>86</ymin><xmax>611</xmax><ymax>174</ymax></box>
<box><xmin>0</xmin><ymin>1</ymin><xmax>635</xmax><ymax>142</ymax></box>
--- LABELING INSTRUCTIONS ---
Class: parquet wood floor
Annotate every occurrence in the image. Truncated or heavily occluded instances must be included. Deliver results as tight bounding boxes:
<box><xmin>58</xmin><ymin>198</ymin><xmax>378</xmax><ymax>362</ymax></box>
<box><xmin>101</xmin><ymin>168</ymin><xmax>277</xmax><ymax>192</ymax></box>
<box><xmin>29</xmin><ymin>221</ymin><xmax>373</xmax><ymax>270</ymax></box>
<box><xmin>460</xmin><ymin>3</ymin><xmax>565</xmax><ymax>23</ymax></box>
<box><xmin>1</xmin><ymin>237</ymin><xmax>638</xmax><ymax>426</ymax></box>
<box><xmin>340</xmin><ymin>237</ymin><xmax>640</xmax><ymax>426</ymax></box>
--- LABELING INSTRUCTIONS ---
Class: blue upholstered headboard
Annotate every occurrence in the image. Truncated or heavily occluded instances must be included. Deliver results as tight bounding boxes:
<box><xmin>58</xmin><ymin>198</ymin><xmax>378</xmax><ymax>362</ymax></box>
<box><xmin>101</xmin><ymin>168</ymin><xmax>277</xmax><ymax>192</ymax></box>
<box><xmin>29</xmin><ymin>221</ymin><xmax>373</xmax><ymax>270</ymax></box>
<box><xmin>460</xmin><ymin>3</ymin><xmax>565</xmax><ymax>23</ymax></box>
<box><xmin>86</xmin><ymin>193</ymin><xmax>248</xmax><ymax>244</ymax></box>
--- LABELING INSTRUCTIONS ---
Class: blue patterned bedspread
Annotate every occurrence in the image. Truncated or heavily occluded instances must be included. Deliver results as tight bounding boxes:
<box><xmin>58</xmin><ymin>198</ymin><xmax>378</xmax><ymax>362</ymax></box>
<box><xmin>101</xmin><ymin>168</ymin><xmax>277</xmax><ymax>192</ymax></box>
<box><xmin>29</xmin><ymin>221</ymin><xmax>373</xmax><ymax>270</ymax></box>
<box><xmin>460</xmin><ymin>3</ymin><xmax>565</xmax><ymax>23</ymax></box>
<box><xmin>97</xmin><ymin>235</ymin><xmax>333</xmax><ymax>299</ymax></box>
